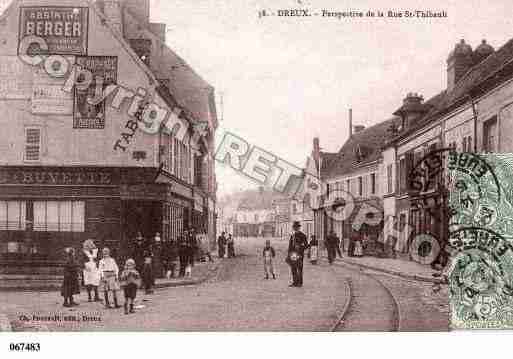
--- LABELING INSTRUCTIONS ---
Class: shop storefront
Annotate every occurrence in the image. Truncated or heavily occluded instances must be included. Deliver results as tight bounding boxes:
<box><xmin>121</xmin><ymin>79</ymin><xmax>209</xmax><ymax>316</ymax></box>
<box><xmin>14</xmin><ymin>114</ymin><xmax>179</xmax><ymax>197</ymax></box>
<box><xmin>0</xmin><ymin>166</ymin><xmax>194</xmax><ymax>274</ymax></box>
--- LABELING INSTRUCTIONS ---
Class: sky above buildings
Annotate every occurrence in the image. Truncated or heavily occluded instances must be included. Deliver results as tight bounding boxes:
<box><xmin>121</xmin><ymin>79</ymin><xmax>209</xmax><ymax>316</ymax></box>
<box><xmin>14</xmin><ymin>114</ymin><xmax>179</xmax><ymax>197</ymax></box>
<box><xmin>3</xmin><ymin>0</ymin><xmax>513</xmax><ymax>196</ymax></box>
<box><xmin>150</xmin><ymin>0</ymin><xmax>513</xmax><ymax>196</ymax></box>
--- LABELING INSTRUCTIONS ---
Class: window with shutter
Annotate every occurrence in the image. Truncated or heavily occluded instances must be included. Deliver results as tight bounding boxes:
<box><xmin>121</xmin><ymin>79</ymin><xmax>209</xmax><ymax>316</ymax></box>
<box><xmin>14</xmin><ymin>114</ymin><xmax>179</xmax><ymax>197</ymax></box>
<box><xmin>399</xmin><ymin>157</ymin><xmax>406</xmax><ymax>194</ymax></box>
<box><xmin>426</xmin><ymin>142</ymin><xmax>440</xmax><ymax>191</ymax></box>
<box><xmin>404</xmin><ymin>151</ymin><xmax>414</xmax><ymax>193</ymax></box>
<box><xmin>387</xmin><ymin>164</ymin><xmax>393</xmax><ymax>194</ymax></box>
<box><xmin>25</xmin><ymin>128</ymin><xmax>41</xmax><ymax>162</ymax></box>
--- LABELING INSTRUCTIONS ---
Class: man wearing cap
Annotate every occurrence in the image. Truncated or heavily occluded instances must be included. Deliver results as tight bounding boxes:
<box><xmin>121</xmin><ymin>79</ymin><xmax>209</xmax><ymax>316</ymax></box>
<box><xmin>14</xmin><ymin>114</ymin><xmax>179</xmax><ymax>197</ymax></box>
<box><xmin>287</xmin><ymin>221</ymin><xmax>309</xmax><ymax>287</ymax></box>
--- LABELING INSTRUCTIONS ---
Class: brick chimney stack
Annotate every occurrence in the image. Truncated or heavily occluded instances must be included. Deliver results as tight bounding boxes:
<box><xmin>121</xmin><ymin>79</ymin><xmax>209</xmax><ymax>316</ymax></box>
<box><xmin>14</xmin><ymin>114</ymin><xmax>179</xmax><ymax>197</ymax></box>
<box><xmin>312</xmin><ymin>137</ymin><xmax>320</xmax><ymax>167</ymax></box>
<box><xmin>100</xmin><ymin>1</ymin><xmax>123</xmax><ymax>34</ymax></box>
<box><xmin>349</xmin><ymin>108</ymin><xmax>353</xmax><ymax>138</ymax></box>
<box><xmin>123</xmin><ymin>0</ymin><xmax>150</xmax><ymax>24</ymax></box>
<box><xmin>447</xmin><ymin>39</ymin><xmax>474</xmax><ymax>91</ymax></box>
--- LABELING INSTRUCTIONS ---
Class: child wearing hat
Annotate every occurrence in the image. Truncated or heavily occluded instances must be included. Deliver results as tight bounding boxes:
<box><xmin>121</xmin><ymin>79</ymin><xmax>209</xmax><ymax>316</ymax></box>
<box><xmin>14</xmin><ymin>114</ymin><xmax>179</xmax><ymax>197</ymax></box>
<box><xmin>120</xmin><ymin>258</ymin><xmax>141</xmax><ymax>314</ymax></box>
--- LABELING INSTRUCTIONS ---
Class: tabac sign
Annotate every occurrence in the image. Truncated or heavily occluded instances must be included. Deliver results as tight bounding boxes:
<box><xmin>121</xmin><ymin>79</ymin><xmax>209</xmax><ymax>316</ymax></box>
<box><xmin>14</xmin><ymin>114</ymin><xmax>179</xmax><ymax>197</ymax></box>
<box><xmin>18</xmin><ymin>7</ymin><xmax>89</xmax><ymax>55</ymax></box>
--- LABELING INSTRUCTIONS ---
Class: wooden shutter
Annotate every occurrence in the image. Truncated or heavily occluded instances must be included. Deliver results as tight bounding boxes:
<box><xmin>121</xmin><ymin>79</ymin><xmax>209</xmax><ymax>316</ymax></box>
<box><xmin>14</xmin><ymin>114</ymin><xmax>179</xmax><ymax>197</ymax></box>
<box><xmin>405</xmin><ymin>151</ymin><xmax>415</xmax><ymax>193</ymax></box>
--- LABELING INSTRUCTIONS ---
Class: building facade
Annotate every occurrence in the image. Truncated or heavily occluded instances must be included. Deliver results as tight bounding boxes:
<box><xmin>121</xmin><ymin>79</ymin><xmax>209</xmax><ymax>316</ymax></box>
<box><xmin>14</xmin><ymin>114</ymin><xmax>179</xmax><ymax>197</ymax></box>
<box><xmin>380</xmin><ymin>38</ymin><xmax>513</xmax><ymax>266</ymax></box>
<box><xmin>0</xmin><ymin>0</ymin><xmax>217</xmax><ymax>274</ymax></box>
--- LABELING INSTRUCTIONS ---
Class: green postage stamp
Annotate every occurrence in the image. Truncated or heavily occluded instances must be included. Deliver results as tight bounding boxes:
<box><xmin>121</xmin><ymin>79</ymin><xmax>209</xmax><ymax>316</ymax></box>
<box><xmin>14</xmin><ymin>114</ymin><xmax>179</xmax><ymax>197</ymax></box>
<box><xmin>448</xmin><ymin>152</ymin><xmax>513</xmax><ymax>329</ymax></box>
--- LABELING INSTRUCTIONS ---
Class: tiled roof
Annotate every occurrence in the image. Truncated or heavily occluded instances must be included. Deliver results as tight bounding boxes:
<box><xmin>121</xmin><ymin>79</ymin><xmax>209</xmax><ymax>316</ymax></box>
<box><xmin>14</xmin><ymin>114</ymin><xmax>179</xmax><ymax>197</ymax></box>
<box><xmin>319</xmin><ymin>151</ymin><xmax>338</xmax><ymax>178</ymax></box>
<box><xmin>122</xmin><ymin>6</ymin><xmax>217</xmax><ymax>128</ymax></box>
<box><xmin>325</xmin><ymin>117</ymin><xmax>399</xmax><ymax>179</ymax></box>
<box><xmin>393</xmin><ymin>37</ymin><xmax>513</xmax><ymax>142</ymax></box>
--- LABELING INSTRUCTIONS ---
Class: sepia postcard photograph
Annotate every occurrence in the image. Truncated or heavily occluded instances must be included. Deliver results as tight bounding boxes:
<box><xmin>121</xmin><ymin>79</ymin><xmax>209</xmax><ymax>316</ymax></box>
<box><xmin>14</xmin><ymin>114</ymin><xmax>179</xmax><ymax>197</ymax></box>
<box><xmin>1</xmin><ymin>0</ymin><xmax>513</xmax><ymax>353</ymax></box>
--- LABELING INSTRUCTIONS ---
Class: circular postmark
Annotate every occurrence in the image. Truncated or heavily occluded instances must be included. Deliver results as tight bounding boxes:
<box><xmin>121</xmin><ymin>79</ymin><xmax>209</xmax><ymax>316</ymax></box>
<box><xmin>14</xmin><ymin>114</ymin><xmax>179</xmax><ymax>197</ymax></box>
<box><xmin>447</xmin><ymin>226</ymin><xmax>513</xmax><ymax>323</ymax></box>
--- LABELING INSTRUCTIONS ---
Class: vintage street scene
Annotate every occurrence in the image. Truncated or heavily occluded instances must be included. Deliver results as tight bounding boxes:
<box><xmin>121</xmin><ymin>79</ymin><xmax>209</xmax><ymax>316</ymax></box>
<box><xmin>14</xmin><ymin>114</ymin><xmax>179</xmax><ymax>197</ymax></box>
<box><xmin>1</xmin><ymin>0</ymin><xmax>513</xmax><ymax>335</ymax></box>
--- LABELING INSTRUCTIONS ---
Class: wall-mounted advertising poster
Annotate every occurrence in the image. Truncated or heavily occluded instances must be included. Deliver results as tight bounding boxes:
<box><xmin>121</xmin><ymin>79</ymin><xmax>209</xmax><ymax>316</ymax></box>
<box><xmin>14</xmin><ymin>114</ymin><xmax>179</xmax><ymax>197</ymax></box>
<box><xmin>31</xmin><ymin>66</ymin><xmax>74</xmax><ymax>115</ymax></box>
<box><xmin>73</xmin><ymin>56</ymin><xmax>117</xmax><ymax>129</ymax></box>
<box><xmin>18</xmin><ymin>7</ymin><xmax>89</xmax><ymax>55</ymax></box>
<box><xmin>0</xmin><ymin>56</ymin><xmax>32</xmax><ymax>99</ymax></box>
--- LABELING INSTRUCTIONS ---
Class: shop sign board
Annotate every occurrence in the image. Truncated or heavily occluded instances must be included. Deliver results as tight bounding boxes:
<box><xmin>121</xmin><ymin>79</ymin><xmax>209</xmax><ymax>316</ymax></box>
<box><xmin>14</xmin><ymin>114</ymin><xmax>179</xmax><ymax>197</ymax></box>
<box><xmin>18</xmin><ymin>7</ymin><xmax>89</xmax><ymax>55</ymax></box>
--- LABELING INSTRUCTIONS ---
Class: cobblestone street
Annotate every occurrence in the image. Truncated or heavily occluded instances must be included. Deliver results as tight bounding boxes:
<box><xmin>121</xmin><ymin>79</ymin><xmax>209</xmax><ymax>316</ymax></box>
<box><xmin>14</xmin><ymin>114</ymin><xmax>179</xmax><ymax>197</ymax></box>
<box><xmin>1</xmin><ymin>238</ymin><xmax>448</xmax><ymax>331</ymax></box>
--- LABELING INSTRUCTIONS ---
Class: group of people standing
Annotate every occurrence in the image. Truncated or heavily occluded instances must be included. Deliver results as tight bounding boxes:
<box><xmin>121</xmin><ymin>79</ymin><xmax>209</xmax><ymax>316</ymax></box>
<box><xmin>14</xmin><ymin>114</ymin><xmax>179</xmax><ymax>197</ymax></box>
<box><xmin>60</xmin><ymin>229</ymin><xmax>212</xmax><ymax>314</ymax></box>
<box><xmin>61</xmin><ymin>241</ymin><xmax>140</xmax><ymax>314</ymax></box>
<box><xmin>217</xmin><ymin>232</ymin><xmax>235</xmax><ymax>259</ymax></box>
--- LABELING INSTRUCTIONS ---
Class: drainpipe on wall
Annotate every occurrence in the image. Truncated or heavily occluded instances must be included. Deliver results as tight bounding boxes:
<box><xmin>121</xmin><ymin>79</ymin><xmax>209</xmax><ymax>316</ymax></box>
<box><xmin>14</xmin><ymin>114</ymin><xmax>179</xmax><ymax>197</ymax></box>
<box><xmin>467</xmin><ymin>94</ymin><xmax>478</xmax><ymax>153</ymax></box>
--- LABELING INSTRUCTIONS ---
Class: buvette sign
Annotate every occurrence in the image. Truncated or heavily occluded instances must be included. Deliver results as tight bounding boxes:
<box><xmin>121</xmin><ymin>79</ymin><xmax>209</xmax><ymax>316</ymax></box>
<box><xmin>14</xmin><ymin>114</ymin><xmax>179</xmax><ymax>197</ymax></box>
<box><xmin>18</xmin><ymin>6</ymin><xmax>88</xmax><ymax>55</ymax></box>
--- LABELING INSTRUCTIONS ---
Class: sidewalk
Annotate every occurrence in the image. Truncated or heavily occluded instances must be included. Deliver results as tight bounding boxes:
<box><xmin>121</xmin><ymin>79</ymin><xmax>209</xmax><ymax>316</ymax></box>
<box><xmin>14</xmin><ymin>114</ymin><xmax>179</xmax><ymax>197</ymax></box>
<box><xmin>335</xmin><ymin>256</ymin><xmax>445</xmax><ymax>284</ymax></box>
<box><xmin>0</xmin><ymin>260</ymin><xmax>219</xmax><ymax>292</ymax></box>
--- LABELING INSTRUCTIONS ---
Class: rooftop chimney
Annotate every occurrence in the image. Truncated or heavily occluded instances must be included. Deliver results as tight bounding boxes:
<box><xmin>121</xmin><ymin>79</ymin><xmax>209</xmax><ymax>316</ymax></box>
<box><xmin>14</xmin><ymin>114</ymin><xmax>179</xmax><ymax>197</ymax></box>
<box><xmin>447</xmin><ymin>39</ymin><xmax>474</xmax><ymax>91</ymax></box>
<box><xmin>349</xmin><ymin>108</ymin><xmax>353</xmax><ymax>138</ymax></box>
<box><xmin>312</xmin><ymin>137</ymin><xmax>320</xmax><ymax>168</ymax></box>
<box><xmin>353</xmin><ymin>125</ymin><xmax>366</xmax><ymax>134</ymax></box>
<box><xmin>100</xmin><ymin>1</ymin><xmax>123</xmax><ymax>35</ymax></box>
<box><xmin>123</xmin><ymin>0</ymin><xmax>150</xmax><ymax>24</ymax></box>
<box><xmin>473</xmin><ymin>39</ymin><xmax>495</xmax><ymax>65</ymax></box>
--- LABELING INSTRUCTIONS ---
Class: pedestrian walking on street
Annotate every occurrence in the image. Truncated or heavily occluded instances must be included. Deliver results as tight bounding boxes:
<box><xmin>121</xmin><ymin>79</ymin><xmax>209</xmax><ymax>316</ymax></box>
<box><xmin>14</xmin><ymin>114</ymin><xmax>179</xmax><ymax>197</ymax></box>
<box><xmin>286</xmin><ymin>221</ymin><xmax>309</xmax><ymax>287</ymax></box>
<box><xmin>162</xmin><ymin>238</ymin><xmax>177</xmax><ymax>278</ymax></box>
<box><xmin>131</xmin><ymin>232</ymin><xmax>146</xmax><ymax>275</ymax></box>
<box><xmin>227</xmin><ymin>233</ymin><xmax>235</xmax><ymax>258</ymax></box>
<box><xmin>82</xmin><ymin>239</ymin><xmax>100</xmax><ymax>302</ymax></box>
<box><xmin>353</xmin><ymin>236</ymin><xmax>364</xmax><ymax>257</ymax></box>
<box><xmin>184</xmin><ymin>230</ymin><xmax>197</xmax><ymax>277</ymax></box>
<box><xmin>325</xmin><ymin>230</ymin><xmax>339</xmax><ymax>264</ymax></box>
<box><xmin>61</xmin><ymin>247</ymin><xmax>80</xmax><ymax>307</ymax></box>
<box><xmin>262</xmin><ymin>239</ymin><xmax>276</xmax><ymax>280</ymax></box>
<box><xmin>178</xmin><ymin>231</ymin><xmax>189</xmax><ymax>277</ymax></box>
<box><xmin>99</xmin><ymin>247</ymin><xmax>121</xmax><ymax>309</ymax></box>
<box><xmin>142</xmin><ymin>248</ymin><xmax>155</xmax><ymax>294</ymax></box>
<box><xmin>198</xmin><ymin>230</ymin><xmax>214</xmax><ymax>262</ymax></box>
<box><xmin>309</xmin><ymin>235</ymin><xmax>319</xmax><ymax>265</ymax></box>
<box><xmin>217</xmin><ymin>232</ymin><xmax>226</xmax><ymax>259</ymax></box>
<box><xmin>119</xmin><ymin>259</ymin><xmax>141</xmax><ymax>315</ymax></box>
<box><xmin>348</xmin><ymin>230</ymin><xmax>359</xmax><ymax>257</ymax></box>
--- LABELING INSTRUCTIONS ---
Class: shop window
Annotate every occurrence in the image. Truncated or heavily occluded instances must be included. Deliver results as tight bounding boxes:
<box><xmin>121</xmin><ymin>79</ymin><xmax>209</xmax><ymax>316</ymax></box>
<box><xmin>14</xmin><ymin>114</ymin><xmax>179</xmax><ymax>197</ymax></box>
<box><xmin>33</xmin><ymin>201</ymin><xmax>85</xmax><ymax>232</ymax></box>
<box><xmin>0</xmin><ymin>201</ymin><xmax>27</xmax><ymax>230</ymax></box>
<box><xmin>24</xmin><ymin>127</ymin><xmax>41</xmax><ymax>162</ymax></box>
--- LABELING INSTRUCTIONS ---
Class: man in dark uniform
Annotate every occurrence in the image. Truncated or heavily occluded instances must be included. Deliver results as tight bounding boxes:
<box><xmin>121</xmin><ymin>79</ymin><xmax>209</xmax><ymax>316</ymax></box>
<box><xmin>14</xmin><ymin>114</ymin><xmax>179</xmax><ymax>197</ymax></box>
<box><xmin>131</xmin><ymin>232</ymin><xmax>146</xmax><ymax>274</ymax></box>
<box><xmin>178</xmin><ymin>231</ymin><xmax>189</xmax><ymax>277</ymax></box>
<box><xmin>287</xmin><ymin>221</ymin><xmax>309</xmax><ymax>287</ymax></box>
<box><xmin>325</xmin><ymin>230</ymin><xmax>339</xmax><ymax>264</ymax></box>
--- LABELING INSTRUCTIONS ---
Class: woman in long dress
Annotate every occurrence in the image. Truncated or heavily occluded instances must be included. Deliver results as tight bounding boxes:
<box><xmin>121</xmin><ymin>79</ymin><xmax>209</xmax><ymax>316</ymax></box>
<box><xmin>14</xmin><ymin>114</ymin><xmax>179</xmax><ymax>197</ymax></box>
<box><xmin>82</xmin><ymin>239</ymin><xmax>100</xmax><ymax>302</ymax></box>
<box><xmin>61</xmin><ymin>248</ymin><xmax>80</xmax><ymax>307</ymax></box>
<box><xmin>354</xmin><ymin>238</ymin><xmax>364</xmax><ymax>257</ymax></box>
